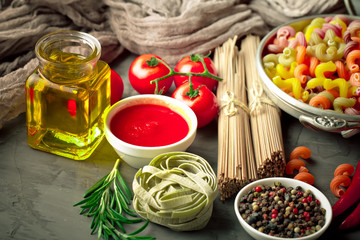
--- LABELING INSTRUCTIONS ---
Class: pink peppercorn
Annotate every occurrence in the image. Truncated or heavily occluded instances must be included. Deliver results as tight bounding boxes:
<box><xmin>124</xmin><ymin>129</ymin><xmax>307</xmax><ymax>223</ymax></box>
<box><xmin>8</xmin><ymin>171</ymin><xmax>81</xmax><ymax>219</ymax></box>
<box><xmin>255</xmin><ymin>186</ymin><xmax>262</xmax><ymax>192</ymax></box>
<box><xmin>293</xmin><ymin>208</ymin><xmax>298</xmax><ymax>214</ymax></box>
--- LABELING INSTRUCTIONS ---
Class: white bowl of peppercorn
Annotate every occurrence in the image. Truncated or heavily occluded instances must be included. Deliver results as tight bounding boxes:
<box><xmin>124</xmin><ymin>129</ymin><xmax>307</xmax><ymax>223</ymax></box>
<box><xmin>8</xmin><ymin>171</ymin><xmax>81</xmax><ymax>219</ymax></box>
<box><xmin>234</xmin><ymin>177</ymin><xmax>332</xmax><ymax>240</ymax></box>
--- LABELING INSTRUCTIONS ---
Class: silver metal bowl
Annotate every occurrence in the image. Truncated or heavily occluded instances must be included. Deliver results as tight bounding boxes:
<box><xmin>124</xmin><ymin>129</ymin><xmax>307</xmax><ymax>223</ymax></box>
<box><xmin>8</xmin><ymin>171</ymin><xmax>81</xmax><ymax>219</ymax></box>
<box><xmin>256</xmin><ymin>15</ymin><xmax>360</xmax><ymax>137</ymax></box>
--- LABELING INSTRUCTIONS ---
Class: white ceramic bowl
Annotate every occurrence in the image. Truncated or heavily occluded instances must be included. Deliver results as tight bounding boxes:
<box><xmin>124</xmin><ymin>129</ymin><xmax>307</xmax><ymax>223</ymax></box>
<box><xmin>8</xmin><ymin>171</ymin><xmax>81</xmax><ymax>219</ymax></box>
<box><xmin>234</xmin><ymin>177</ymin><xmax>332</xmax><ymax>240</ymax></box>
<box><xmin>104</xmin><ymin>94</ymin><xmax>197</xmax><ymax>168</ymax></box>
<box><xmin>256</xmin><ymin>15</ymin><xmax>360</xmax><ymax>137</ymax></box>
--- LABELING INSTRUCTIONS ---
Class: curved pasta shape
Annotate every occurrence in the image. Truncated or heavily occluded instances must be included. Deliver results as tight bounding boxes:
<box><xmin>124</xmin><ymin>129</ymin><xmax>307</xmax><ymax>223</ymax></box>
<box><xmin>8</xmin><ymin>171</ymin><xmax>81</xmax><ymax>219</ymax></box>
<box><xmin>344</xmin><ymin>107</ymin><xmax>360</xmax><ymax>115</ymax></box>
<box><xmin>309</xmin><ymin>94</ymin><xmax>331</xmax><ymax>109</ymax></box>
<box><xmin>347</xmin><ymin>19</ymin><xmax>360</xmax><ymax>37</ymax></box>
<box><xmin>343</xmin><ymin>41</ymin><xmax>358</xmax><ymax>59</ymax></box>
<box><xmin>343</xmin><ymin>30</ymin><xmax>352</xmax><ymax>43</ymax></box>
<box><xmin>277</xmin><ymin>26</ymin><xmax>296</xmax><ymax>39</ymax></box>
<box><xmin>267</xmin><ymin>44</ymin><xmax>284</xmax><ymax>54</ymax></box>
<box><xmin>305</xmin><ymin>18</ymin><xmax>326</xmax><ymax>41</ymax></box>
<box><xmin>350</xmin><ymin>72</ymin><xmax>360</xmax><ymax>87</ymax></box>
<box><xmin>290</xmin><ymin>146</ymin><xmax>311</xmax><ymax>160</ymax></box>
<box><xmin>294</xmin><ymin>172</ymin><xmax>315</xmax><ymax>185</ymax></box>
<box><xmin>346</xmin><ymin>49</ymin><xmax>360</xmax><ymax>73</ymax></box>
<box><xmin>275</xmin><ymin>62</ymin><xmax>297</xmax><ymax>79</ymax></box>
<box><xmin>323</xmin><ymin>23</ymin><xmax>342</xmax><ymax>38</ymax></box>
<box><xmin>278</xmin><ymin>47</ymin><xmax>296</xmax><ymax>67</ymax></box>
<box><xmin>323</xmin><ymin>29</ymin><xmax>337</xmax><ymax>46</ymax></box>
<box><xmin>333</xmin><ymin>97</ymin><xmax>356</xmax><ymax>113</ymax></box>
<box><xmin>296</xmin><ymin>46</ymin><xmax>307</xmax><ymax>64</ymax></box>
<box><xmin>330</xmin><ymin>175</ymin><xmax>351</xmax><ymax>197</ymax></box>
<box><xmin>296</xmin><ymin>32</ymin><xmax>307</xmax><ymax>47</ymax></box>
<box><xmin>263</xmin><ymin>53</ymin><xmax>279</xmax><ymax>69</ymax></box>
<box><xmin>294</xmin><ymin>64</ymin><xmax>309</xmax><ymax>84</ymax></box>
<box><xmin>323</xmin><ymin>78</ymin><xmax>349</xmax><ymax>98</ymax></box>
<box><xmin>299</xmin><ymin>166</ymin><xmax>309</xmax><ymax>173</ymax></box>
<box><xmin>334</xmin><ymin>163</ymin><xmax>355</xmax><ymax>176</ymax></box>
<box><xmin>335</xmin><ymin>60</ymin><xmax>350</xmax><ymax>80</ymax></box>
<box><xmin>309</xmin><ymin>56</ymin><xmax>320</xmax><ymax>77</ymax></box>
<box><xmin>314</xmin><ymin>61</ymin><xmax>337</xmax><ymax>78</ymax></box>
<box><xmin>329</xmin><ymin>17</ymin><xmax>347</xmax><ymax>35</ymax></box>
<box><xmin>318</xmin><ymin>90</ymin><xmax>336</xmax><ymax>103</ymax></box>
<box><xmin>285</xmin><ymin>159</ymin><xmax>306</xmax><ymax>175</ymax></box>
<box><xmin>273</xmin><ymin>76</ymin><xmax>302</xmax><ymax>99</ymax></box>
<box><xmin>307</xmin><ymin>77</ymin><xmax>326</xmax><ymax>89</ymax></box>
<box><xmin>312</xmin><ymin>43</ymin><xmax>338</xmax><ymax>62</ymax></box>
<box><xmin>308</xmin><ymin>31</ymin><xmax>324</xmax><ymax>46</ymax></box>
<box><xmin>313</xmin><ymin>28</ymin><xmax>325</xmax><ymax>39</ymax></box>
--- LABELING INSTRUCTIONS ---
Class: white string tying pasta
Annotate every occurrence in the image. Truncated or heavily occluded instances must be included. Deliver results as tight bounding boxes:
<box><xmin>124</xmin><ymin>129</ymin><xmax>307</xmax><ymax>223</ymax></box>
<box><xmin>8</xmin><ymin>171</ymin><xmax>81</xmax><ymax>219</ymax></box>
<box><xmin>248</xmin><ymin>82</ymin><xmax>277</xmax><ymax>115</ymax></box>
<box><xmin>220</xmin><ymin>90</ymin><xmax>250</xmax><ymax>116</ymax></box>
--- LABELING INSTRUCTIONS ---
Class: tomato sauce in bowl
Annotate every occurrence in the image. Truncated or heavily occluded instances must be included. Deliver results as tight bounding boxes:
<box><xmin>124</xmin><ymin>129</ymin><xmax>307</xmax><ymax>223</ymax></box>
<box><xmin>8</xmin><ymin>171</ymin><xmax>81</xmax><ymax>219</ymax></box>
<box><xmin>104</xmin><ymin>94</ymin><xmax>197</xmax><ymax>168</ymax></box>
<box><xmin>110</xmin><ymin>104</ymin><xmax>189</xmax><ymax>147</ymax></box>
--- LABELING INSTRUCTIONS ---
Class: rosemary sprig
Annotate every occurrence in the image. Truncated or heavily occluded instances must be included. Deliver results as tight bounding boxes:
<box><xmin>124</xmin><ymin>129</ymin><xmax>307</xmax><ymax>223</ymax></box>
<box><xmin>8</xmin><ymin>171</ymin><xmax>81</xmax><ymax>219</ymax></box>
<box><xmin>74</xmin><ymin>159</ymin><xmax>155</xmax><ymax>240</ymax></box>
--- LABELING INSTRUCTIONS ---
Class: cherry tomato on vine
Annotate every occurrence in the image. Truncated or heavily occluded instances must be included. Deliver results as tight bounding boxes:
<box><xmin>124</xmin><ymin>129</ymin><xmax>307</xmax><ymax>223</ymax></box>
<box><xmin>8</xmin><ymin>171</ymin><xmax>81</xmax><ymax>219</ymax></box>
<box><xmin>128</xmin><ymin>54</ymin><xmax>173</xmax><ymax>94</ymax></box>
<box><xmin>110</xmin><ymin>69</ymin><xmax>124</xmax><ymax>105</ymax></box>
<box><xmin>174</xmin><ymin>55</ymin><xmax>218</xmax><ymax>92</ymax></box>
<box><xmin>172</xmin><ymin>81</ymin><xmax>218</xmax><ymax>128</ymax></box>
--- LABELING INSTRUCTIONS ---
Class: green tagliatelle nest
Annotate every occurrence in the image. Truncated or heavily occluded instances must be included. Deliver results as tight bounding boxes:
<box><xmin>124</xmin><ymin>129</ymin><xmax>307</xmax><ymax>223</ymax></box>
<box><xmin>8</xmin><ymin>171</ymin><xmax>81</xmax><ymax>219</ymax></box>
<box><xmin>132</xmin><ymin>152</ymin><xmax>219</xmax><ymax>231</ymax></box>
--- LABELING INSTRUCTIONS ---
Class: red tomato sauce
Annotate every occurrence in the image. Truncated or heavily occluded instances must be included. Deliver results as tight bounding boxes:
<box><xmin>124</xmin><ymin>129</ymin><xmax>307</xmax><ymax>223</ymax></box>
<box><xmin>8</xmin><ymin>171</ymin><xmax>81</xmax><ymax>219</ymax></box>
<box><xmin>110</xmin><ymin>104</ymin><xmax>189</xmax><ymax>147</ymax></box>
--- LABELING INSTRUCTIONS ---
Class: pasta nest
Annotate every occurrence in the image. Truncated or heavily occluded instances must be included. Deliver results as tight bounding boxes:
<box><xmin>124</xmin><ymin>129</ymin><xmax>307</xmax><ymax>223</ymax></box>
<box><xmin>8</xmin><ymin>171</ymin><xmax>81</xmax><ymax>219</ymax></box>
<box><xmin>132</xmin><ymin>152</ymin><xmax>219</xmax><ymax>231</ymax></box>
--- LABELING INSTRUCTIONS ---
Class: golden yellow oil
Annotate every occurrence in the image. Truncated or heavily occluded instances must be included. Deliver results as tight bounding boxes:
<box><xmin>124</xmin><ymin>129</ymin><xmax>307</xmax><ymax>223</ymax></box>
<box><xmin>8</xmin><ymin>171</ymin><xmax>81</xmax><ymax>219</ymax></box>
<box><xmin>26</xmin><ymin>51</ymin><xmax>111</xmax><ymax>160</ymax></box>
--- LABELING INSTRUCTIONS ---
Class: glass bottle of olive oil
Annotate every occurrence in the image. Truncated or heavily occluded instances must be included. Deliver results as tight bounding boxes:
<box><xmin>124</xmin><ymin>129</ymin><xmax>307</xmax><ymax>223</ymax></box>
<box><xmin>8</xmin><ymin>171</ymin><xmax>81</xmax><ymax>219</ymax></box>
<box><xmin>26</xmin><ymin>30</ymin><xmax>111</xmax><ymax>160</ymax></box>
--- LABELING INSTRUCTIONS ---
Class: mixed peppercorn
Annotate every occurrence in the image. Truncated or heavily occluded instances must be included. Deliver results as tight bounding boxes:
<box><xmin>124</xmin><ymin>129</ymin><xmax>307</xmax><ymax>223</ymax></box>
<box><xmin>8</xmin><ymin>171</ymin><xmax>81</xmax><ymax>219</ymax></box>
<box><xmin>238</xmin><ymin>182</ymin><xmax>326</xmax><ymax>238</ymax></box>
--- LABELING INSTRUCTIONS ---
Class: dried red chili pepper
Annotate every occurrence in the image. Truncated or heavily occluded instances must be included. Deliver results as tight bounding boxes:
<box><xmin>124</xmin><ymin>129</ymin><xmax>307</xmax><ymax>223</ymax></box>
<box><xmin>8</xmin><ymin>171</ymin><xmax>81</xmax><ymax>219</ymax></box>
<box><xmin>339</xmin><ymin>201</ymin><xmax>360</xmax><ymax>230</ymax></box>
<box><xmin>332</xmin><ymin>160</ymin><xmax>360</xmax><ymax>218</ymax></box>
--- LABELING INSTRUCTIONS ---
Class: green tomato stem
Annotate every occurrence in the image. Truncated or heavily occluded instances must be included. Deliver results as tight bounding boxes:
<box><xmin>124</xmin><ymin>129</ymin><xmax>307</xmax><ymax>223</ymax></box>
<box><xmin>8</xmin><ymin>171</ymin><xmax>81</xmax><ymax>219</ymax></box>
<box><xmin>149</xmin><ymin>54</ymin><xmax>222</xmax><ymax>94</ymax></box>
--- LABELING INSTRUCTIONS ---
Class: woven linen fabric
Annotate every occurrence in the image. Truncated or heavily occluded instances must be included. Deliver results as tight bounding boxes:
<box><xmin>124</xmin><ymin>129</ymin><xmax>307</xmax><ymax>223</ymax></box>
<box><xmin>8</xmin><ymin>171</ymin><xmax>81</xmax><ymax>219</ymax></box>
<box><xmin>0</xmin><ymin>0</ymin><xmax>347</xmax><ymax>129</ymax></box>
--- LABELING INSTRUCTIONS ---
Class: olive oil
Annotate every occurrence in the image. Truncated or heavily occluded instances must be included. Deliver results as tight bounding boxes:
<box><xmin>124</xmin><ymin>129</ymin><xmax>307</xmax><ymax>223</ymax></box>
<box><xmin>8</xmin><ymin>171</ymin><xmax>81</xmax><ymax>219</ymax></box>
<box><xmin>26</xmin><ymin>31</ymin><xmax>111</xmax><ymax>160</ymax></box>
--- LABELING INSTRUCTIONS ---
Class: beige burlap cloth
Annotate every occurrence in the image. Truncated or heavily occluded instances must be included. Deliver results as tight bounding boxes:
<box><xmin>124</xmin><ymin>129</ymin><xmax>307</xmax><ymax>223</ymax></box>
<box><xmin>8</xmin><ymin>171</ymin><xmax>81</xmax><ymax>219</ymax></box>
<box><xmin>0</xmin><ymin>0</ymin><xmax>346</xmax><ymax>129</ymax></box>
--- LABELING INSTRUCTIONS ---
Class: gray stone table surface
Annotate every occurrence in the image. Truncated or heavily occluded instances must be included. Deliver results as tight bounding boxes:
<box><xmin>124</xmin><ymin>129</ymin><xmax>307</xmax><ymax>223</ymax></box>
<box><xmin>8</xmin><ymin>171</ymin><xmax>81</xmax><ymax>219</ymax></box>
<box><xmin>1</xmin><ymin>50</ymin><xmax>360</xmax><ymax>240</ymax></box>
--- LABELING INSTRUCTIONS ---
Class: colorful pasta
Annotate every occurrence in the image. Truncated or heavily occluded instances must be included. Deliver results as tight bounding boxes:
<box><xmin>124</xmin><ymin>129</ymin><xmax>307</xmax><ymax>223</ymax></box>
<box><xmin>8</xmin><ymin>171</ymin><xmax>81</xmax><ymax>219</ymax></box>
<box><xmin>335</xmin><ymin>60</ymin><xmax>350</xmax><ymax>80</ymax></box>
<box><xmin>294</xmin><ymin>172</ymin><xmax>315</xmax><ymax>185</ymax></box>
<box><xmin>262</xmin><ymin>15</ymin><xmax>360</xmax><ymax>115</ymax></box>
<box><xmin>309</xmin><ymin>94</ymin><xmax>331</xmax><ymax>109</ymax></box>
<box><xmin>334</xmin><ymin>163</ymin><xmax>355</xmax><ymax>177</ymax></box>
<box><xmin>289</xmin><ymin>146</ymin><xmax>311</xmax><ymax>160</ymax></box>
<box><xmin>330</xmin><ymin>175</ymin><xmax>351</xmax><ymax>197</ymax></box>
<box><xmin>333</xmin><ymin>97</ymin><xmax>356</xmax><ymax>113</ymax></box>
<box><xmin>350</xmin><ymin>72</ymin><xmax>360</xmax><ymax>87</ymax></box>
<box><xmin>285</xmin><ymin>159</ymin><xmax>306</xmax><ymax>175</ymax></box>
<box><xmin>296</xmin><ymin>46</ymin><xmax>306</xmax><ymax>64</ymax></box>
<box><xmin>273</xmin><ymin>76</ymin><xmax>302</xmax><ymax>99</ymax></box>
<box><xmin>323</xmin><ymin>78</ymin><xmax>349</xmax><ymax>98</ymax></box>
<box><xmin>294</xmin><ymin>64</ymin><xmax>309</xmax><ymax>84</ymax></box>
<box><xmin>276</xmin><ymin>62</ymin><xmax>297</xmax><ymax>79</ymax></box>
<box><xmin>278</xmin><ymin>47</ymin><xmax>296</xmax><ymax>67</ymax></box>
<box><xmin>346</xmin><ymin>49</ymin><xmax>360</xmax><ymax>73</ymax></box>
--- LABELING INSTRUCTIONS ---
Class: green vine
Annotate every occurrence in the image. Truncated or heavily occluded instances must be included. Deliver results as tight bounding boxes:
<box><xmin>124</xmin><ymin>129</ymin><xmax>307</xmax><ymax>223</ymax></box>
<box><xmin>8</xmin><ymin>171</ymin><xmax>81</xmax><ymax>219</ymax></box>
<box><xmin>148</xmin><ymin>53</ymin><xmax>222</xmax><ymax>95</ymax></box>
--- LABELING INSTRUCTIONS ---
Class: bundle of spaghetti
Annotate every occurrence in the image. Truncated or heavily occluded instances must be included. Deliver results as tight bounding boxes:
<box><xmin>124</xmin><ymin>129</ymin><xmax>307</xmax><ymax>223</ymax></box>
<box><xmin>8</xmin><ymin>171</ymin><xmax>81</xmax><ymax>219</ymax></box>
<box><xmin>241</xmin><ymin>35</ymin><xmax>286</xmax><ymax>179</ymax></box>
<box><xmin>214</xmin><ymin>37</ymin><xmax>257</xmax><ymax>201</ymax></box>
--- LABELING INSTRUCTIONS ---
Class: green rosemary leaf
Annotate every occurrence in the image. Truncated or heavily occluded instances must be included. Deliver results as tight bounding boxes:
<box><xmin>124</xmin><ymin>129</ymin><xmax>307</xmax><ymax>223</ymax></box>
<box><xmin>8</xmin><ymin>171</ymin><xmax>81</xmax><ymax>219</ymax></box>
<box><xmin>83</xmin><ymin>173</ymin><xmax>110</xmax><ymax>198</ymax></box>
<box><xmin>116</xmin><ymin>171</ymin><xmax>133</xmax><ymax>199</ymax></box>
<box><xmin>75</xmin><ymin>159</ymin><xmax>155</xmax><ymax>240</ymax></box>
<box><xmin>128</xmin><ymin>219</ymin><xmax>150</xmax><ymax>236</ymax></box>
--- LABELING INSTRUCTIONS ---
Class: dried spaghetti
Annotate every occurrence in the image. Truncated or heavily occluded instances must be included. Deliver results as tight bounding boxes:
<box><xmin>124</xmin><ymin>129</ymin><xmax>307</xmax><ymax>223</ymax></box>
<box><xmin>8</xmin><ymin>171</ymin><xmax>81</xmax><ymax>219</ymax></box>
<box><xmin>214</xmin><ymin>37</ymin><xmax>257</xmax><ymax>201</ymax></box>
<box><xmin>241</xmin><ymin>35</ymin><xmax>286</xmax><ymax>178</ymax></box>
